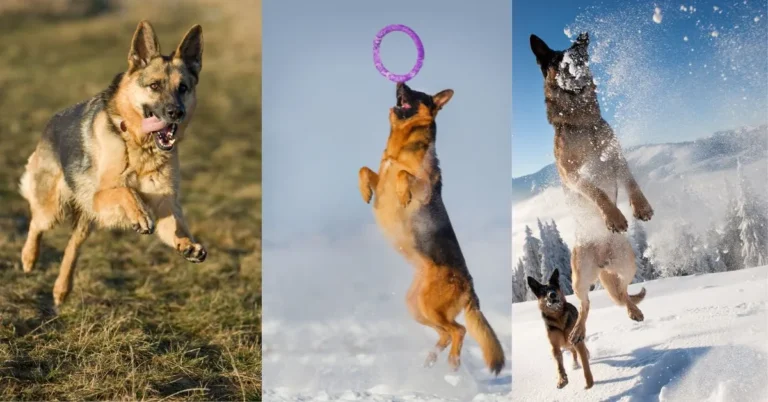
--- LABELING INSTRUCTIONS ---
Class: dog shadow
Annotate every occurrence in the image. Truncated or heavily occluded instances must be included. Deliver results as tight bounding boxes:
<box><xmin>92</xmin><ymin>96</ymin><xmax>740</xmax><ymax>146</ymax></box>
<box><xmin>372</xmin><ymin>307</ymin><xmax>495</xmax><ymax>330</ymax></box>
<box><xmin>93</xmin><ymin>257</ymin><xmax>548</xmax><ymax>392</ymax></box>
<box><xmin>594</xmin><ymin>343</ymin><xmax>767</xmax><ymax>401</ymax></box>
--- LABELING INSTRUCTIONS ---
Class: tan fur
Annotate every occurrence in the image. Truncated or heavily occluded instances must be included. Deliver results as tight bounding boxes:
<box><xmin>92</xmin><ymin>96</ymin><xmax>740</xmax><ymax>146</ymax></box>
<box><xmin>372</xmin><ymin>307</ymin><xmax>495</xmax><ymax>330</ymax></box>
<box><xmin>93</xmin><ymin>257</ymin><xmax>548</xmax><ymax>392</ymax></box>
<box><xmin>537</xmin><ymin>45</ymin><xmax>653</xmax><ymax>346</ymax></box>
<box><xmin>19</xmin><ymin>20</ymin><xmax>206</xmax><ymax>306</ymax></box>
<box><xmin>358</xmin><ymin>90</ymin><xmax>505</xmax><ymax>375</ymax></box>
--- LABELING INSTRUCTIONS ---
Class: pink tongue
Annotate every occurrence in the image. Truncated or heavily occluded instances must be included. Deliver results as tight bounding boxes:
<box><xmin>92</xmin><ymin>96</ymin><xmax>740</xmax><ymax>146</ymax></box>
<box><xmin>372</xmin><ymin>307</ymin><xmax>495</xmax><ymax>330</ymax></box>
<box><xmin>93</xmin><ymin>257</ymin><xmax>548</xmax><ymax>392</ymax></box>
<box><xmin>141</xmin><ymin>116</ymin><xmax>167</xmax><ymax>134</ymax></box>
<box><xmin>402</xmin><ymin>103</ymin><xmax>411</xmax><ymax>109</ymax></box>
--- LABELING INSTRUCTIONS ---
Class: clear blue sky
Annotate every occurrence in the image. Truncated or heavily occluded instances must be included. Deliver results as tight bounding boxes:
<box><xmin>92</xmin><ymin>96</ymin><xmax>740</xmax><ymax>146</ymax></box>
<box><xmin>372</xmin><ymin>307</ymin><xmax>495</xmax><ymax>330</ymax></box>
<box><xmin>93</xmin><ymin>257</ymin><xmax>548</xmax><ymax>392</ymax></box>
<box><xmin>262</xmin><ymin>0</ymin><xmax>512</xmax><ymax>242</ymax></box>
<box><xmin>512</xmin><ymin>0</ymin><xmax>767</xmax><ymax>177</ymax></box>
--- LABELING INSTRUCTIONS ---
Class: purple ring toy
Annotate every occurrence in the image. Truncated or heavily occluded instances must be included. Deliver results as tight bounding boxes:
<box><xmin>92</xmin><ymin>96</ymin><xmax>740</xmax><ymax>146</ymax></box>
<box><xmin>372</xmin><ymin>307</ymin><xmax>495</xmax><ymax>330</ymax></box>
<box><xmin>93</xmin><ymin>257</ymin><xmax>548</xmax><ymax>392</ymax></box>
<box><xmin>373</xmin><ymin>24</ymin><xmax>424</xmax><ymax>83</ymax></box>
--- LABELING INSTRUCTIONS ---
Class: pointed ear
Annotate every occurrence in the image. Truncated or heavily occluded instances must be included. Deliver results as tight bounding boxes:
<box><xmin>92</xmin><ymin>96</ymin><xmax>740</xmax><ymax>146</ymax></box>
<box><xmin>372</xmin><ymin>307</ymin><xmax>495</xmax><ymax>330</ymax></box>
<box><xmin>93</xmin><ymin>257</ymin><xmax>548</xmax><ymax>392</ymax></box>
<box><xmin>128</xmin><ymin>20</ymin><xmax>161</xmax><ymax>71</ymax></box>
<box><xmin>432</xmin><ymin>89</ymin><xmax>454</xmax><ymax>110</ymax></box>
<box><xmin>527</xmin><ymin>276</ymin><xmax>545</xmax><ymax>297</ymax></box>
<box><xmin>175</xmin><ymin>24</ymin><xmax>204</xmax><ymax>77</ymax></box>
<box><xmin>549</xmin><ymin>269</ymin><xmax>560</xmax><ymax>287</ymax></box>
<box><xmin>574</xmin><ymin>32</ymin><xmax>589</xmax><ymax>47</ymax></box>
<box><xmin>530</xmin><ymin>34</ymin><xmax>555</xmax><ymax>67</ymax></box>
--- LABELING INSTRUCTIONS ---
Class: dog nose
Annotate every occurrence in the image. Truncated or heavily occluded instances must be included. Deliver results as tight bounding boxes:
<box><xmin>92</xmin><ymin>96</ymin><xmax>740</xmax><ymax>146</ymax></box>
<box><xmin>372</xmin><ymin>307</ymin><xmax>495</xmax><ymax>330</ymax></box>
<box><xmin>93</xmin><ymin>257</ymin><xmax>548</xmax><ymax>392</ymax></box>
<box><xmin>166</xmin><ymin>105</ymin><xmax>185</xmax><ymax>121</ymax></box>
<box><xmin>547</xmin><ymin>291</ymin><xmax>557</xmax><ymax>300</ymax></box>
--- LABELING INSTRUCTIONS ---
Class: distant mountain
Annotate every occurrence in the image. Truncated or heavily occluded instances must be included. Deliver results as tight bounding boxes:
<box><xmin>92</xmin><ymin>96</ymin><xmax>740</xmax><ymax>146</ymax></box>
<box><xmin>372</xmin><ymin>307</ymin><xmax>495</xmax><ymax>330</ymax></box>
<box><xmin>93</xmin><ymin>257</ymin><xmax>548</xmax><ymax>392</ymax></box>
<box><xmin>511</xmin><ymin>125</ymin><xmax>768</xmax><ymax>204</ymax></box>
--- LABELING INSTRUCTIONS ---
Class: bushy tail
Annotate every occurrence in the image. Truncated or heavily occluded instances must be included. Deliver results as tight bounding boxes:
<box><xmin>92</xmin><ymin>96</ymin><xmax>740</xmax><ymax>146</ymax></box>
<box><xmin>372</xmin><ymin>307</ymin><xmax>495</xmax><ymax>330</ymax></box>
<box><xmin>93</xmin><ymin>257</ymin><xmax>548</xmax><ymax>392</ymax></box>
<box><xmin>598</xmin><ymin>271</ymin><xmax>647</xmax><ymax>306</ymax></box>
<box><xmin>464</xmin><ymin>293</ymin><xmax>505</xmax><ymax>376</ymax></box>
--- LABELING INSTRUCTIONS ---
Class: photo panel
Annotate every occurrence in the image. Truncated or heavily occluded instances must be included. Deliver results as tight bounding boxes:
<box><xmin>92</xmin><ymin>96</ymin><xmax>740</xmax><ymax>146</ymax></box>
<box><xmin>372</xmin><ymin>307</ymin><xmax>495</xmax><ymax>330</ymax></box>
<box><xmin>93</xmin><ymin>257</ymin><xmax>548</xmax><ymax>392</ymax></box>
<box><xmin>511</xmin><ymin>0</ymin><xmax>767</xmax><ymax>400</ymax></box>
<box><xmin>262</xmin><ymin>0</ymin><xmax>512</xmax><ymax>400</ymax></box>
<box><xmin>0</xmin><ymin>0</ymin><xmax>261</xmax><ymax>399</ymax></box>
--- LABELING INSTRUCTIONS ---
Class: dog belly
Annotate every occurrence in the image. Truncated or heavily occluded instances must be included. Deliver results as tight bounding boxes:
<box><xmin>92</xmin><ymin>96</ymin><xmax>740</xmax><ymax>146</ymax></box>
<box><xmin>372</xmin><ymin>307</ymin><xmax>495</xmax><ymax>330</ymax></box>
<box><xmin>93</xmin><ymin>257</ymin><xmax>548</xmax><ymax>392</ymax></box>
<box><xmin>566</xmin><ymin>176</ymin><xmax>618</xmax><ymax>245</ymax></box>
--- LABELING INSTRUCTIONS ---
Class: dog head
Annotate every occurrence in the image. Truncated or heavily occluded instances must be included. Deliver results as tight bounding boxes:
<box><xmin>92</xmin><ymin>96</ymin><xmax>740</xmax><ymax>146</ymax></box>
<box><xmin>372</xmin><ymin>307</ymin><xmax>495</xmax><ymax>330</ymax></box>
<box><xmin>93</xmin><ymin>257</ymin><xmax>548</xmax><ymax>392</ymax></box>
<box><xmin>118</xmin><ymin>20</ymin><xmax>203</xmax><ymax>152</ymax></box>
<box><xmin>530</xmin><ymin>32</ymin><xmax>593</xmax><ymax>94</ymax></box>
<box><xmin>390</xmin><ymin>82</ymin><xmax>453</xmax><ymax>123</ymax></box>
<box><xmin>527</xmin><ymin>269</ymin><xmax>566</xmax><ymax>312</ymax></box>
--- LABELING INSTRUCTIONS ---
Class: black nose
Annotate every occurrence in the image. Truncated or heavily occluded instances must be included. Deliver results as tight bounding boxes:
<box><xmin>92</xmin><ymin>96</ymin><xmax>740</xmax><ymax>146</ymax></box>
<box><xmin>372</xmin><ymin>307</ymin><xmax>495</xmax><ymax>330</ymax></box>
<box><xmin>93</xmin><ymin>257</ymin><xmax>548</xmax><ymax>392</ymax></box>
<box><xmin>166</xmin><ymin>105</ymin><xmax>185</xmax><ymax>121</ymax></box>
<box><xmin>547</xmin><ymin>291</ymin><xmax>557</xmax><ymax>300</ymax></box>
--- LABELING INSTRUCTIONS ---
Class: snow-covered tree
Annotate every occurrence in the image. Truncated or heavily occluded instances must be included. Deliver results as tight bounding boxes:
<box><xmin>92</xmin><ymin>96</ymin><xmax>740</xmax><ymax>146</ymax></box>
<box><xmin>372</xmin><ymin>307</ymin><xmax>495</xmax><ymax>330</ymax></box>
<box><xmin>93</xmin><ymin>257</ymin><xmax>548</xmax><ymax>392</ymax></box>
<box><xmin>512</xmin><ymin>258</ymin><xmax>528</xmax><ymax>303</ymax></box>
<box><xmin>735</xmin><ymin>160</ymin><xmax>768</xmax><ymax>268</ymax></box>
<box><xmin>719</xmin><ymin>178</ymin><xmax>744</xmax><ymax>271</ymax></box>
<box><xmin>520</xmin><ymin>225</ymin><xmax>543</xmax><ymax>300</ymax></box>
<box><xmin>542</xmin><ymin>219</ymin><xmax>573</xmax><ymax>294</ymax></box>
<box><xmin>629</xmin><ymin>219</ymin><xmax>657</xmax><ymax>282</ymax></box>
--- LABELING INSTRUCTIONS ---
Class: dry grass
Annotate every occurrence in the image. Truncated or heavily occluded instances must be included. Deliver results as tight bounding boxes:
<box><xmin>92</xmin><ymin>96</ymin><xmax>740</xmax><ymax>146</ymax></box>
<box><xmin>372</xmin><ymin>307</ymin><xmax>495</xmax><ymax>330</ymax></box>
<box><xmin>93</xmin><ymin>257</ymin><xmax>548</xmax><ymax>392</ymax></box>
<box><xmin>0</xmin><ymin>0</ymin><xmax>261</xmax><ymax>400</ymax></box>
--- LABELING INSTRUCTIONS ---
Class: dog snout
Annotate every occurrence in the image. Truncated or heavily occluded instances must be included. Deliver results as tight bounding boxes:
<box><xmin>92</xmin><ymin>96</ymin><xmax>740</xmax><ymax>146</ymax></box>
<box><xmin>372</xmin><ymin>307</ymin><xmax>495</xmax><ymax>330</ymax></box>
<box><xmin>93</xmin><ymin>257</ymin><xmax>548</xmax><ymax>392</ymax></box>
<box><xmin>166</xmin><ymin>104</ymin><xmax>185</xmax><ymax>121</ymax></box>
<box><xmin>547</xmin><ymin>291</ymin><xmax>557</xmax><ymax>300</ymax></box>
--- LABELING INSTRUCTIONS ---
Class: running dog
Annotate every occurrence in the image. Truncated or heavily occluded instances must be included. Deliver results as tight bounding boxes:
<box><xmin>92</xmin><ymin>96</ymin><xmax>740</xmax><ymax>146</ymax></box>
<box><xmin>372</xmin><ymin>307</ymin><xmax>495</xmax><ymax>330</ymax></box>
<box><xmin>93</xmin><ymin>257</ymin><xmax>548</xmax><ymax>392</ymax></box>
<box><xmin>20</xmin><ymin>20</ymin><xmax>206</xmax><ymax>306</ymax></box>
<box><xmin>358</xmin><ymin>83</ymin><xmax>505</xmax><ymax>375</ymax></box>
<box><xmin>529</xmin><ymin>32</ymin><xmax>652</xmax><ymax>346</ymax></box>
<box><xmin>528</xmin><ymin>269</ymin><xmax>594</xmax><ymax>389</ymax></box>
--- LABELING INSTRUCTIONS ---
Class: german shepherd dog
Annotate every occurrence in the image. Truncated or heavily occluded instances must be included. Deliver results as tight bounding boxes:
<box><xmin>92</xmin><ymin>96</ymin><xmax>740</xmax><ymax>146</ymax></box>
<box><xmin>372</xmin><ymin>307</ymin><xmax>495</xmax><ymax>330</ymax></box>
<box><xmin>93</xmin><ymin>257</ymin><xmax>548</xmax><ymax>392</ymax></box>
<box><xmin>358</xmin><ymin>83</ymin><xmax>505</xmax><ymax>375</ymax></box>
<box><xmin>528</xmin><ymin>269</ymin><xmax>593</xmax><ymax>389</ymax></box>
<box><xmin>529</xmin><ymin>33</ymin><xmax>653</xmax><ymax>346</ymax></box>
<box><xmin>19</xmin><ymin>20</ymin><xmax>206</xmax><ymax>306</ymax></box>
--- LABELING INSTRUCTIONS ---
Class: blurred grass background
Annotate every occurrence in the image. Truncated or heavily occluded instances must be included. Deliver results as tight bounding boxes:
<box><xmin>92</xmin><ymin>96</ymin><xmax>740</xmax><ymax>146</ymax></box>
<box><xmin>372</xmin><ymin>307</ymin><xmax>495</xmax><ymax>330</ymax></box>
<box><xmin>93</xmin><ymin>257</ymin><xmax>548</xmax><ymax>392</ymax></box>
<box><xmin>0</xmin><ymin>0</ymin><xmax>261</xmax><ymax>400</ymax></box>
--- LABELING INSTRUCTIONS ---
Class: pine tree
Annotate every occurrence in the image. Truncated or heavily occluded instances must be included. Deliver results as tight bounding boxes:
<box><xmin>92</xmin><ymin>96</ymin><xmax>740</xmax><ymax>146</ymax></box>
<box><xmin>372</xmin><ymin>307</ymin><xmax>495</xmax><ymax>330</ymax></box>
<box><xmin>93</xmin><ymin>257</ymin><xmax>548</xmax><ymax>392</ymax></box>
<box><xmin>719</xmin><ymin>178</ymin><xmax>744</xmax><ymax>271</ymax></box>
<box><xmin>512</xmin><ymin>258</ymin><xmax>528</xmax><ymax>303</ymax></box>
<box><xmin>521</xmin><ymin>225</ymin><xmax>543</xmax><ymax>300</ymax></box>
<box><xmin>629</xmin><ymin>219</ymin><xmax>656</xmax><ymax>282</ymax></box>
<box><xmin>548</xmin><ymin>220</ymin><xmax>574</xmax><ymax>294</ymax></box>
<box><xmin>736</xmin><ymin>160</ymin><xmax>768</xmax><ymax>268</ymax></box>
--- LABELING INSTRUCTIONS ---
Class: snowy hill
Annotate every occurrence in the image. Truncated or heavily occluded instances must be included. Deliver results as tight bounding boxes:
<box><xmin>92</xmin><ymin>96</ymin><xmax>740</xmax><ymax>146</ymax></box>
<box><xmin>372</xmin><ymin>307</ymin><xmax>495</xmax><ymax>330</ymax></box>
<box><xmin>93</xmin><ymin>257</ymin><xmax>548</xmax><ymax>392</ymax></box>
<box><xmin>511</xmin><ymin>266</ymin><xmax>768</xmax><ymax>401</ymax></box>
<box><xmin>512</xmin><ymin>125</ymin><xmax>768</xmax><ymax>261</ymax></box>
<box><xmin>511</xmin><ymin>126</ymin><xmax>767</xmax><ymax>204</ymax></box>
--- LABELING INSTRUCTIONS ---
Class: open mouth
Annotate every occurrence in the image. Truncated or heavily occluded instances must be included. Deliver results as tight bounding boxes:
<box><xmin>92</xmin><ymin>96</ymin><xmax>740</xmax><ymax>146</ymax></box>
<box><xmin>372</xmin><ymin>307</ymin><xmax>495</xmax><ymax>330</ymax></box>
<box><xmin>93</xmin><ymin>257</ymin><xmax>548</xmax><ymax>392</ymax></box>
<box><xmin>142</xmin><ymin>113</ymin><xmax>178</xmax><ymax>151</ymax></box>
<box><xmin>153</xmin><ymin>123</ymin><xmax>178</xmax><ymax>151</ymax></box>
<box><xmin>546</xmin><ymin>300</ymin><xmax>562</xmax><ymax>309</ymax></box>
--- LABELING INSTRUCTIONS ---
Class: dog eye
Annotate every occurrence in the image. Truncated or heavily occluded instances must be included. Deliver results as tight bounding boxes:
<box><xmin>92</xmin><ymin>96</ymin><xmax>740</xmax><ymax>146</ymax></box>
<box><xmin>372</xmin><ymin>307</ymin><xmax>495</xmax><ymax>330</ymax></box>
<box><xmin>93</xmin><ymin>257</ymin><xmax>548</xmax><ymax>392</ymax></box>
<box><xmin>179</xmin><ymin>84</ymin><xmax>188</xmax><ymax>94</ymax></box>
<box><xmin>149</xmin><ymin>82</ymin><xmax>160</xmax><ymax>91</ymax></box>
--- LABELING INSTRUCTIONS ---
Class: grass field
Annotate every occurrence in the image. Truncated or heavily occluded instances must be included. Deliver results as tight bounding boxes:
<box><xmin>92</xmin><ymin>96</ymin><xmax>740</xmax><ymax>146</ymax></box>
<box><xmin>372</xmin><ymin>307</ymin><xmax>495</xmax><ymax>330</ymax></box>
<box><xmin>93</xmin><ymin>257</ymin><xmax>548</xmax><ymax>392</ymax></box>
<box><xmin>0</xmin><ymin>0</ymin><xmax>261</xmax><ymax>400</ymax></box>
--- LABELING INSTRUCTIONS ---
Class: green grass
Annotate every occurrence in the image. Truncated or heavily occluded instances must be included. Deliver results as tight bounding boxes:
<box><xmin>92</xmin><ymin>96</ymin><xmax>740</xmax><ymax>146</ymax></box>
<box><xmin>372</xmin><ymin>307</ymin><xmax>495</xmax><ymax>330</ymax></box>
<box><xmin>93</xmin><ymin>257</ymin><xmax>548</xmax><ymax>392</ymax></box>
<box><xmin>0</xmin><ymin>1</ymin><xmax>261</xmax><ymax>400</ymax></box>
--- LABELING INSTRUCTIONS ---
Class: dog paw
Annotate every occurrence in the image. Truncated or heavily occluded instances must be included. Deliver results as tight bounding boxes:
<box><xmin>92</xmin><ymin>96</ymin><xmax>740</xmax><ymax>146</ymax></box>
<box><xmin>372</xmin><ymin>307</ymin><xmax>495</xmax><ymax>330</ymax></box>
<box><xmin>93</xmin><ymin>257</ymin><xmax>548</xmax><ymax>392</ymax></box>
<box><xmin>569</xmin><ymin>326</ymin><xmax>586</xmax><ymax>345</ymax></box>
<box><xmin>628</xmin><ymin>306</ymin><xmax>644</xmax><ymax>322</ymax></box>
<box><xmin>131</xmin><ymin>212</ymin><xmax>155</xmax><ymax>235</ymax></box>
<box><xmin>557</xmin><ymin>376</ymin><xmax>569</xmax><ymax>389</ymax></box>
<box><xmin>584</xmin><ymin>374</ymin><xmax>594</xmax><ymax>389</ymax></box>
<box><xmin>447</xmin><ymin>354</ymin><xmax>461</xmax><ymax>372</ymax></box>
<box><xmin>604</xmin><ymin>207</ymin><xmax>628</xmax><ymax>233</ymax></box>
<box><xmin>424</xmin><ymin>351</ymin><xmax>438</xmax><ymax>368</ymax></box>
<box><xmin>631</xmin><ymin>197</ymin><xmax>654</xmax><ymax>221</ymax></box>
<box><xmin>178</xmin><ymin>241</ymin><xmax>207</xmax><ymax>263</ymax></box>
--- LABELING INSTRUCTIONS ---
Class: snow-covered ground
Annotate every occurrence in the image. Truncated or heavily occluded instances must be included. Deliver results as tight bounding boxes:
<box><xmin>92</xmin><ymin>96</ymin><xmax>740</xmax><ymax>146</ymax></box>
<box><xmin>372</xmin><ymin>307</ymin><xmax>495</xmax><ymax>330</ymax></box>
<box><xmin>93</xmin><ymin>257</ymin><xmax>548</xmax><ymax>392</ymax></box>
<box><xmin>262</xmin><ymin>225</ymin><xmax>512</xmax><ymax>402</ymax></box>
<box><xmin>511</xmin><ymin>265</ymin><xmax>768</xmax><ymax>401</ymax></box>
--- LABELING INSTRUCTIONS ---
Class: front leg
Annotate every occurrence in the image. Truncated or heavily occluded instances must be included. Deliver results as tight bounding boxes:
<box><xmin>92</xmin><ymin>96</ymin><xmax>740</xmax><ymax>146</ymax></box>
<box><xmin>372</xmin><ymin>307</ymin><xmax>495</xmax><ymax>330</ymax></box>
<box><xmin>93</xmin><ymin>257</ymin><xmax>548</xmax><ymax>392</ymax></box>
<box><xmin>149</xmin><ymin>195</ymin><xmax>207</xmax><ymax>263</ymax></box>
<box><xmin>358</xmin><ymin>167</ymin><xmax>379</xmax><ymax>204</ymax></box>
<box><xmin>395</xmin><ymin>170</ymin><xmax>430</xmax><ymax>208</ymax></box>
<box><xmin>93</xmin><ymin>187</ymin><xmax>155</xmax><ymax>234</ymax></box>
<box><xmin>565</xmin><ymin>174</ymin><xmax>628</xmax><ymax>233</ymax></box>
<box><xmin>611</xmin><ymin>142</ymin><xmax>653</xmax><ymax>222</ymax></box>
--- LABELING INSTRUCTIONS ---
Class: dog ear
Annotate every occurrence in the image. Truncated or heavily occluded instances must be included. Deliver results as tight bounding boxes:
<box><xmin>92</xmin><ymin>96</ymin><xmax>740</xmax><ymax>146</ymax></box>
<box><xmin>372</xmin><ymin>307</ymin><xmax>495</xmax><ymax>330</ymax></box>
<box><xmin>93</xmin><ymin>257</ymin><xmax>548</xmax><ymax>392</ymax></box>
<box><xmin>549</xmin><ymin>269</ymin><xmax>560</xmax><ymax>288</ymax></box>
<box><xmin>527</xmin><ymin>276</ymin><xmax>545</xmax><ymax>297</ymax></box>
<box><xmin>175</xmin><ymin>24</ymin><xmax>204</xmax><ymax>77</ymax></box>
<box><xmin>530</xmin><ymin>34</ymin><xmax>556</xmax><ymax>70</ymax></box>
<box><xmin>432</xmin><ymin>89</ymin><xmax>454</xmax><ymax>110</ymax></box>
<box><xmin>128</xmin><ymin>20</ymin><xmax>161</xmax><ymax>72</ymax></box>
<box><xmin>574</xmin><ymin>32</ymin><xmax>590</xmax><ymax>47</ymax></box>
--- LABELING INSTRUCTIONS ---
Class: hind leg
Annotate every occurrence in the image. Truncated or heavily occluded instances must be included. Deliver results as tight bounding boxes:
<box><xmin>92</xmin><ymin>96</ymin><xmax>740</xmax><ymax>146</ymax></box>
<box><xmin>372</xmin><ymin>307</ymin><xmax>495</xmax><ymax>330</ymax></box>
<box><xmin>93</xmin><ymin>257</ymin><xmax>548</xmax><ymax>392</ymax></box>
<box><xmin>600</xmin><ymin>238</ymin><xmax>645</xmax><ymax>322</ymax></box>
<box><xmin>52</xmin><ymin>216</ymin><xmax>92</xmax><ymax>306</ymax></box>
<box><xmin>20</xmin><ymin>165</ymin><xmax>62</xmax><ymax>273</ymax></box>
<box><xmin>570</xmin><ymin>245</ymin><xmax>600</xmax><ymax>345</ymax></box>
<box><xmin>406</xmin><ymin>276</ymin><xmax>451</xmax><ymax>367</ymax></box>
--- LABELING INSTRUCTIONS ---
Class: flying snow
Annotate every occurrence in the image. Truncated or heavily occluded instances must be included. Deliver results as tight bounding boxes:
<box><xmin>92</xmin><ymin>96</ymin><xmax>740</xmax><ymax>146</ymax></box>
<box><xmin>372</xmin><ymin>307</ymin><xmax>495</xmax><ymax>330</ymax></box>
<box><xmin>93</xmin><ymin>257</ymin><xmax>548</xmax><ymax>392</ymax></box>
<box><xmin>653</xmin><ymin>7</ymin><xmax>663</xmax><ymax>24</ymax></box>
<box><xmin>684</xmin><ymin>36</ymin><xmax>689</xmax><ymax>41</ymax></box>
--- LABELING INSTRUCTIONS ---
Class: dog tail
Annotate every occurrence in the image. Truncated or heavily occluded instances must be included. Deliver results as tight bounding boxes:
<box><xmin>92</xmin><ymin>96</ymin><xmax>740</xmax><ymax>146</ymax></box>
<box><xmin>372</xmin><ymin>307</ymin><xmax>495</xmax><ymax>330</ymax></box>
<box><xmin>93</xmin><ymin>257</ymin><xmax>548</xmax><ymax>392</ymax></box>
<box><xmin>464</xmin><ymin>291</ymin><xmax>505</xmax><ymax>376</ymax></box>
<box><xmin>629</xmin><ymin>287</ymin><xmax>647</xmax><ymax>304</ymax></box>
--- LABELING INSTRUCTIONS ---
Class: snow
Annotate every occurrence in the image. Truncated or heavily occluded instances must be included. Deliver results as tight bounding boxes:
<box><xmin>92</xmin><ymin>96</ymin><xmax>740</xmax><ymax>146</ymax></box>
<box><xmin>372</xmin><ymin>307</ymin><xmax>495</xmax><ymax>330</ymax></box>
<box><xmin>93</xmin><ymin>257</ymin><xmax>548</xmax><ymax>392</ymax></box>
<box><xmin>262</xmin><ymin>226</ymin><xmax>512</xmax><ymax>401</ymax></box>
<box><xmin>511</xmin><ymin>266</ymin><xmax>768</xmax><ymax>401</ymax></box>
<box><xmin>711</xmin><ymin>30</ymin><xmax>720</xmax><ymax>37</ymax></box>
<box><xmin>653</xmin><ymin>7</ymin><xmax>663</xmax><ymax>24</ymax></box>
<box><xmin>556</xmin><ymin>50</ymin><xmax>592</xmax><ymax>92</ymax></box>
<box><xmin>683</xmin><ymin>35</ymin><xmax>689</xmax><ymax>41</ymax></box>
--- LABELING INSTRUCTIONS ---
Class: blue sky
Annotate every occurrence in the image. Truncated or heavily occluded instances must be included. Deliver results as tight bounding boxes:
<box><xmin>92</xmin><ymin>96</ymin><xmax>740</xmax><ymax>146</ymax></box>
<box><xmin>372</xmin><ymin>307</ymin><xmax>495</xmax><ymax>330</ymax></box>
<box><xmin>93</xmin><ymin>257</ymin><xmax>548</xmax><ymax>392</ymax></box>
<box><xmin>512</xmin><ymin>0</ymin><xmax>768</xmax><ymax>177</ymax></box>
<box><xmin>262</xmin><ymin>0</ymin><xmax>512</xmax><ymax>242</ymax></box>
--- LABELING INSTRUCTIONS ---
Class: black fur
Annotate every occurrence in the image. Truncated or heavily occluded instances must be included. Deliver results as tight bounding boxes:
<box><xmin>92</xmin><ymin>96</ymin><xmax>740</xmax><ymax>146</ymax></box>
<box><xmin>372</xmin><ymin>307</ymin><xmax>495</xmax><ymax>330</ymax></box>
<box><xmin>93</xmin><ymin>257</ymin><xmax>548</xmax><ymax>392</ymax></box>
<box><xmin>42</xmin><ymin>101</ymin><xmax>92</xmax><ymax>190</ymax></box>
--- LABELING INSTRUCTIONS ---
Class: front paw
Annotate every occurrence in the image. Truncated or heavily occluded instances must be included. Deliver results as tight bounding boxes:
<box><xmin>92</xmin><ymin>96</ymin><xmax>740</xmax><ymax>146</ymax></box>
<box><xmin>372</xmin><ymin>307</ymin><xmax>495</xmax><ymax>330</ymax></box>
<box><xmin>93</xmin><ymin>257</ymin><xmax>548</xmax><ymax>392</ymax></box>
<box><xmin>603</xmin><ymin>206</ymin><xmax>628</xmax><ymax>233</ymax></box>
<box><xmin>178</xmin><ymin>240</ymin><xmax>207</xmax><ymax>263</ymax></box>
<box><xmin>630</xmin><ymin>194</ymin><xmax>654</xmax><ymax>221</ymax></box>
<box><xmin>130</xmin><ymin>210</ymin><xmax>155</xmax><ymax>235</ymax></box>
<box><xmin>557</xmin><ymin>375</ymin><xmax>569</xmax><ymax>389</ymax></box>
<box><xmin>569</xmin><ymin>324</ymin><xmax>586</xmax><ymax>345</ymax></box>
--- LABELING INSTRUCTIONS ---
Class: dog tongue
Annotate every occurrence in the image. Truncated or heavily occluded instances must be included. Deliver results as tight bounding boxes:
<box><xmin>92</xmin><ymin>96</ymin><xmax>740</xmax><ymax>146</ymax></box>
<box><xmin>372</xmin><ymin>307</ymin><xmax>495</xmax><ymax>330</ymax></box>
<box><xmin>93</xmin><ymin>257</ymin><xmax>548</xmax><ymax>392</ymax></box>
<box><xmin>141</xmin><ymin>116</ymin><xmax>167</xmax><ymax>133</ymax></box>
